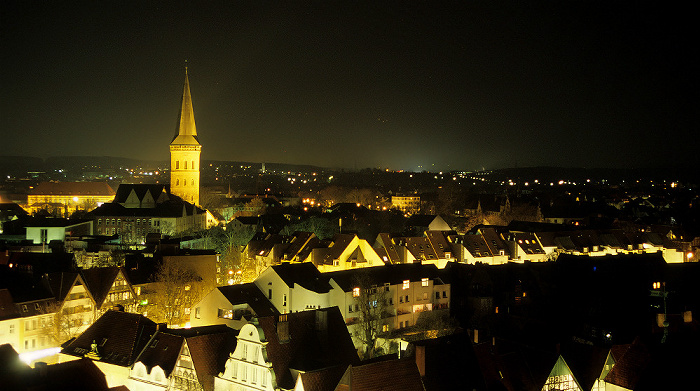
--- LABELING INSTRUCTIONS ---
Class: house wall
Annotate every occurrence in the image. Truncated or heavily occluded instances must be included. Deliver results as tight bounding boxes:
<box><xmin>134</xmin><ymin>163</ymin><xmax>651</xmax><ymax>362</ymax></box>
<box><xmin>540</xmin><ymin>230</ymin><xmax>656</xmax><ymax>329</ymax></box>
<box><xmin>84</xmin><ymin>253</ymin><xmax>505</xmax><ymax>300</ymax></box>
<box><xmin>190</xmin><ymin>288</ymin><xmax>250</xmax><ymax>330</ymax></box>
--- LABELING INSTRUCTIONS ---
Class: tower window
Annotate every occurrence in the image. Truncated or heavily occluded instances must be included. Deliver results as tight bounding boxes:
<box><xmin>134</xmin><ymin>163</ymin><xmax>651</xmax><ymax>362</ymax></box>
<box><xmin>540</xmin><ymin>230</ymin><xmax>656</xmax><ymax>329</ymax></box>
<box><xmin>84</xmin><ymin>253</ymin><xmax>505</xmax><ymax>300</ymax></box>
<box><xmin>191</xmin><ymin>161</ymin><xmax>195</xmax><ymax>170</ymax></box>
<box><xmin>191</xmin><ymin>179</ymin><xmax>194</xmax><ymax>186</ymax></box>
<box><xmin>184</xmin><ymin>161</ymin><xmax>188</xmax><ymax>169</ymax></box>
<box><xmin>176</xmin><ymin>161</ymin><xmax>179</xmax><ymax>169</ymax></box>
<box><xmin>176</xmin><ymin>179</ymin><xmax>180</xmax><ymax>186</ymax></box>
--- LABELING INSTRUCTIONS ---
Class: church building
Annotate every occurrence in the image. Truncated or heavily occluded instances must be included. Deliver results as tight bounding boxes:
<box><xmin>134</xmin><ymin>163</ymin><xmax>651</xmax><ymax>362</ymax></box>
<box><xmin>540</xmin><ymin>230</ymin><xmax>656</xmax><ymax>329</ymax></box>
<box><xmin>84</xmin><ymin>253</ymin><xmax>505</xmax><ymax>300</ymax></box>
<box><xmin>170</xmin><ymin>68</ymin><xmax>201</xmax><ymax>206</ymax></box>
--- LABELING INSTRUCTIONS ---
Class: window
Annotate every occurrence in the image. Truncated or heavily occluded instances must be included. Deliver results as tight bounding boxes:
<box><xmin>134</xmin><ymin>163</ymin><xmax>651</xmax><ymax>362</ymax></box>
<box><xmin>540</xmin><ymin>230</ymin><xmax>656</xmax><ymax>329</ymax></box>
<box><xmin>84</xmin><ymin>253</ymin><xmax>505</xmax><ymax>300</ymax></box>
<box><xmin>423</xmin><ymin>292</ymin><xmax>428</xmax><ymax>300</ymax></box>
<box><xmin>348</xmin><ymin>305</ymin><xmax>353</xmax><ymax>313</ymax></box>
<box><xmin>268</xmin><ymin>289</ymin><xmax>272</xmax><ymax>300</ymax></box>
<box><xmin>443</xmin><ymin>291</ymin><xmax>447</xmax><ymax>298</ymax></box>
<box><xmin>184</xmin><ymin>161</ymin><xmax>188</xmax><ymax>169</ymax></box>
<box><xmin>352</xmin><ymin>287</ymin><xmax>360</xmax><ymax>297</ymax></box>
<box><xmin>195</xmin><ymin>307</ymin><xmax>200</xmax><ymax>319</ymax></box>
<box><xmin>403</xmin><ymin>280</ymin><xmax>410</xmax><ymax>290</ymax></box>
<box><xmin>422</xmin><ymin>278</ymin><xmax>429</xmax><ymax>287</ymax></box>
<box><xmin>191</xmin><ymin>161</ymin><xmax>195</xmax><ymax>170</ymax></box>
<box><xmin>436</xmin><ymin>292</ymin><xmax>440</xmax><ymax>300</ymax></box>
<box><xmin>283</xmin><ymin>294</ymin><xmax>287</xmax><ymax>306</ymax></box>
<box><xmin>405</xmin><ymin>295</ymin><xmax>409</xmax><ymax>302</ymax></box>
<box><xmin>176</xmin><ymin>161</ymin><xmax>180</xmax><ymax>169</ymax></box>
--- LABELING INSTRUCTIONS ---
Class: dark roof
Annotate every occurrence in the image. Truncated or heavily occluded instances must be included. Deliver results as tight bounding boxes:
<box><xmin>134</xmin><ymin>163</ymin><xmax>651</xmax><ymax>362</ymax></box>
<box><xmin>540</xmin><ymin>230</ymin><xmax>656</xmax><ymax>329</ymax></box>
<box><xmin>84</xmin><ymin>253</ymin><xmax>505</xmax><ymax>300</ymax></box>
<box><xmin>80</xmin><ymin>267</ymin><xmax>127</xmax><ymax>308</ymax></box>
<box><xmin>327</xmin><ymin>263</ymin><xmax>444</xmax><ymax>292</ymax></box>
<box><xmin>134</xmin><ymin>332</ymin><xmax>184</xmax><ymax>376</ymax></box>
<box><xmin>337</xmin><ymin>358</ymin><xmax>425</xmax><ymax>391</ymax></box>
<box><xmin>322</xmin><ymin>234</ymin><xmax>357</xmax><ymax>264</ymax></box>
<box><xmin>217</xmin><ymin>283</ymin><xmax>279</xmax><ymax>318</ymax></box>
<box><xmin>297</xmin><ymin>365</ymin><xmax>347</xmax><ymax>391</ymax></box>
<box><xmin>185</xmin><ymin>327</ymin><xmax>238</xmax><ymax>391</ymax></box>
<box><xmin>405</xmin><ymin>215</ymin><xmax>438</xmax><ymax>227</ymax></box>
<box><xmin>257</xmin><ymin>307</ymin><xmax>359</xmax><ymax>389</ymax></box>
<box><xmin>44</xmin><ymin>272</ymin><xmax>81</xmax><ymax>302</ymax></box>
<box><xmin>270</xmin><ymin>262</ymin><xmax>333</xmax><ymax>293</ymax></box>
<box><xmin>62</xmin><ymin>310</ymin><xmax>157</xmax><ymax>367</ymax></box>
<box><xmin>30</xmin><ymin>182</ymin><xmax>115</xmax><ymax>197</ymax></box>
<box><xmin>560</xmin><ymin>341</ymin><xmax>610</xmax><ymax>391</ymax></box>
<box><xmin>90</xmin><ymin>198</ymin><xmax>204</xmax><ymax>218</ymax></box>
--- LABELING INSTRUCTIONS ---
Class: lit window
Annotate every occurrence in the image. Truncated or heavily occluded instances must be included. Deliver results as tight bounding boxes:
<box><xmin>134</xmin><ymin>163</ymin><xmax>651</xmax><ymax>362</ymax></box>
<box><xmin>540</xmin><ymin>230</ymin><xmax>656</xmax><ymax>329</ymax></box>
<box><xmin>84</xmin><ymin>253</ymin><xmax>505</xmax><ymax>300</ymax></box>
<box><xmin>352</xmin><ymin>287</ymin><xmax>360</xmax><ymax>297</ymax></box>
<box><xmin>421</xmin><ymin>278</ymin><xmax>429</xmax><ymax>287</ymax></box>
<box><xmin>403</xmin><ymin>280</ymin><xmax>410</xmax><ymax>290</ymax></box>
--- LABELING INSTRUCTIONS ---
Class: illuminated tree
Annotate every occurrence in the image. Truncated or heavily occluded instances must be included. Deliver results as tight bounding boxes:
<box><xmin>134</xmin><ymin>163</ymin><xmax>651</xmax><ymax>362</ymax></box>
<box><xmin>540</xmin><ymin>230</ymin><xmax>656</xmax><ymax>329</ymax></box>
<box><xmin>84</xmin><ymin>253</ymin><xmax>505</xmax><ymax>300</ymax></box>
<box><xmin>352</xmin><ymin>272</ymin><xmax>391</xmax><ymax>360</ymax></box>
<box><xmin>150</xmin><ymin>261</ymin><xmax>204</xmax><ymax>326</ymax></box>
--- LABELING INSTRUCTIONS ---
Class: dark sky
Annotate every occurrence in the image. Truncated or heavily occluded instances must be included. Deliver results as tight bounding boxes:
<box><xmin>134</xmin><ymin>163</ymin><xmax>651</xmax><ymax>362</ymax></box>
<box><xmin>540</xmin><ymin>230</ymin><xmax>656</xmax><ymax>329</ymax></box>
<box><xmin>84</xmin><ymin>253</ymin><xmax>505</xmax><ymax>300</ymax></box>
<box><xmin>1</xmin><ymin>1</ymin><xmax>697</xmax><ymax>171</ymax></box>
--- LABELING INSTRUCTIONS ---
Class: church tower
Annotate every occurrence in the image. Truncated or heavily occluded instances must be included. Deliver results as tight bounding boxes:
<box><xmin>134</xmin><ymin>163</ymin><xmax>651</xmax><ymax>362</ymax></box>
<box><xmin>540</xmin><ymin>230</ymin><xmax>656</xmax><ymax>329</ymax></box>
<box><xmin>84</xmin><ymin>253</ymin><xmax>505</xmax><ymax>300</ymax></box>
<box><xmin>170</xmin><ymin>67</ymin><xmax>201</xmax><ymax>205</ymax></box>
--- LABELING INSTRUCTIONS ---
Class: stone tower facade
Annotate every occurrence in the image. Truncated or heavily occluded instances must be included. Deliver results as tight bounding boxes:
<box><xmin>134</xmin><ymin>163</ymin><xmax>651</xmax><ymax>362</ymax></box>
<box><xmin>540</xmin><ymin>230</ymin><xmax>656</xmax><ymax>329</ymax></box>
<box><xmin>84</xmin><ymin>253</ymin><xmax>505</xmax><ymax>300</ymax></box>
<box><xmin>170</xmin><ymin>68</ymin><xmax>201</xmax><ymax>205</ymax></box>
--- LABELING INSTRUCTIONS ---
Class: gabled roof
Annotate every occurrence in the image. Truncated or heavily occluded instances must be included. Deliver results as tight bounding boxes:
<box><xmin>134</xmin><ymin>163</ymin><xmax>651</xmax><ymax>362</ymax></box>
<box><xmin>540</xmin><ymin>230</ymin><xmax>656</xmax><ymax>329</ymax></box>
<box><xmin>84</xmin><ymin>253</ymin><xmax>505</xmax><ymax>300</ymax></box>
<box><xmin>44</xmin><ymin>272</ymin><xmax>82</xmax><ymax>302</ymax></box>
<box><xmin>270</xmin><ymin>263</ymin><xmax>333</xmax><ymax>293</ymax></box>
<box><xmin>62</xmin><ymin>310</ymin><xmax>157</xmax><ymax>367</ymax></box>
<box><xmin>0</xmin><ymin>289</ymin><xmax>20</xmax><ymax>321</ymax></box>
<box><xmin>112</xmin><ymin>184</ymin><xmax>168</xmax><ymax>205</ymax></box>
<box><xmin>336</xmin><ymin>358</ymin><xmax>425</xmax><ymax>391</ymax></box>
<box><xmin>559</xmin><ymin>342</ymin><xmax>610</xmax><ymax>391</ymax></box>
<box><xmin>80</xmin><ymin>267</ymin><xmax>128</xmax><ymax>309</ymax></box>
<box><xmin>375</xmin><ymin>233</ymin><xmax>402</xmax><ymax>264</ymax></box>
<box><xmin>404</xmin><ymin>237</ymin><xmax>438</xmax><ymax>260</ymax></box>
<box><xmin>322</xmin><ymin>234</ymin><xmax>357</xmax><ymax>264</ymax></box>
<box><xmin>603</xmin><ymin>337</ymin><xmax>651</xmax><ymax>390</ymax></box>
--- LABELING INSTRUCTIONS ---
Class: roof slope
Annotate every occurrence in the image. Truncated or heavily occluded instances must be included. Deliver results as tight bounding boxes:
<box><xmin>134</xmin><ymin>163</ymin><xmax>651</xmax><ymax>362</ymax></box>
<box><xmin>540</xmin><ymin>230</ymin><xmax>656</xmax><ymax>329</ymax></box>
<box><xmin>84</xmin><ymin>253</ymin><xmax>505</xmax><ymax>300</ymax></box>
<box><xmin>62</xmin><ymin>310</ymin><xmax>157</xmax><ymax>367</ymax></box>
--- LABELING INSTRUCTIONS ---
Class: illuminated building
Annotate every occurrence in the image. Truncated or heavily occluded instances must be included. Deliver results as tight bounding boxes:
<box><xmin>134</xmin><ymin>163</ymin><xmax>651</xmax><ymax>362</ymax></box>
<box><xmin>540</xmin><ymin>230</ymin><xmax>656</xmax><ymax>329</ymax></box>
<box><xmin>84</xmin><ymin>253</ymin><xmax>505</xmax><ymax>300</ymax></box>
<box><xmin>170</xmin><ymin>67</ymin><xmax>201</xmax><ymax>206</ymax></box>
<box><xmin>26</xmin><ymin>182</ymin><xmax>115</xmax><ymax>217</ymax></box>
<box><xmin>392</xmin><ymin>195</ymin><xmax>421</xmax><ymax>215</ymax></box>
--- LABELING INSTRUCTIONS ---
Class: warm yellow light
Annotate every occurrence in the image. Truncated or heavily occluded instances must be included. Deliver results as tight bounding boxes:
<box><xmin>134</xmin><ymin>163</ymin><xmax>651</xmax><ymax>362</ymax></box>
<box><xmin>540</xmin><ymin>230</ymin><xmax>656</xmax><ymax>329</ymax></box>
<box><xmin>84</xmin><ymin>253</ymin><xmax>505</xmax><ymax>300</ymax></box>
<box><xmin>688</xmin><ymin>252</ymin><xmax>694</xmax><ymax>260</ymax></box>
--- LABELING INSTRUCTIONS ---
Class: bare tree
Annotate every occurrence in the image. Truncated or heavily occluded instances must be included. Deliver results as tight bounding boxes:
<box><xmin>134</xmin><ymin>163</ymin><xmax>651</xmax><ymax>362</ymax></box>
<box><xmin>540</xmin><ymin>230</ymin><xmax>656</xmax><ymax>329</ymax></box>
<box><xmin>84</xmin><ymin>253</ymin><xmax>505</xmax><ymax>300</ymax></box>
<box><xmin>352</xmin><ymin>272</ymin><xmax>391</xmax><ymax>360</ymax></box>
<box><xmin>150</xmin><ymin>261</ymin><xmax>204</xmax><ymax>327</ymax></box>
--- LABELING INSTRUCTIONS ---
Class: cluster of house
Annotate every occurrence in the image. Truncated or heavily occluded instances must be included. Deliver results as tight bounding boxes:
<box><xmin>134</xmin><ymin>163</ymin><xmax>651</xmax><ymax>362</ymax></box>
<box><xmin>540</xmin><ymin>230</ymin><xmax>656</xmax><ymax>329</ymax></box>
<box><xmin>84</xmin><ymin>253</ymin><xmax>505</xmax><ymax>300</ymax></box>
<box><xmin>242</xmin><ymin>217</ymin><xmax>692</xmax><ymax>275</ymax></box>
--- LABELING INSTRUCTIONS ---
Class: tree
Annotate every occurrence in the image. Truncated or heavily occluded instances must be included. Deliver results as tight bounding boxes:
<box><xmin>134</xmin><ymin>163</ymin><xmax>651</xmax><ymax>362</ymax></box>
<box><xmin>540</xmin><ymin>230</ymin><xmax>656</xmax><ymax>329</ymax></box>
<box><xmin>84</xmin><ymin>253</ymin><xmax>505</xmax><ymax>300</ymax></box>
<box><xmin>150</xmin><ymin>260</ymin><xmax>204</xmax><ymax>326</ymax></box>
<box><xmin>352</xmin><ymin>272</ymin><xmax>391</xmax><ymax>360</ymax></box>
<box><xmin>413</xmin><ymin>310</ymin><xmax>460</xmax><ymax>339</ymax></box>
<box><xmin>209</xmin><ymin>224</ymin><xmax>256</xmax><ymax>283</ymax></box>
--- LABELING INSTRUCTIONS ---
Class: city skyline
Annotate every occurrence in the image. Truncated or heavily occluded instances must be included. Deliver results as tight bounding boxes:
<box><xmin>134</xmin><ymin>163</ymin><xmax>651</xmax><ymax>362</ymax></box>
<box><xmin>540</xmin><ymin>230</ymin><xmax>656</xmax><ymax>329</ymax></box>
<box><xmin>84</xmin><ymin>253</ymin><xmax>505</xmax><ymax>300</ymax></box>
<box><xmin>1</xmin><ymin>1</ymin><xmax>696</xmax><ymax>172</ymax></box>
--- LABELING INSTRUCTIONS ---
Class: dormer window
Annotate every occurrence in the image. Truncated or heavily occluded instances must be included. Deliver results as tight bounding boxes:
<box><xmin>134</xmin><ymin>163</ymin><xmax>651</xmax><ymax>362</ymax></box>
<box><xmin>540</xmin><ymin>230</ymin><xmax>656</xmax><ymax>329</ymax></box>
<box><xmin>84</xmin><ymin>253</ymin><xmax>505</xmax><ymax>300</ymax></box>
<box><xmin>403</xmin><ymin>280</ymin><xmax>410</xmax><ymax>290</ymax></box>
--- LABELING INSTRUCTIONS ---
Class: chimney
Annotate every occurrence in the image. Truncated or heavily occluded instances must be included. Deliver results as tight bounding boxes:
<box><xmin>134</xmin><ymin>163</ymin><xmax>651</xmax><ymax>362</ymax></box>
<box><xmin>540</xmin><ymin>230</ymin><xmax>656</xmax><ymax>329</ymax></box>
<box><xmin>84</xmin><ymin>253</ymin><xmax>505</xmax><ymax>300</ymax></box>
<box><xmin>415</xmin><ymin>345</ymin><xmax>426</xmax><ymax>377</ymax></box>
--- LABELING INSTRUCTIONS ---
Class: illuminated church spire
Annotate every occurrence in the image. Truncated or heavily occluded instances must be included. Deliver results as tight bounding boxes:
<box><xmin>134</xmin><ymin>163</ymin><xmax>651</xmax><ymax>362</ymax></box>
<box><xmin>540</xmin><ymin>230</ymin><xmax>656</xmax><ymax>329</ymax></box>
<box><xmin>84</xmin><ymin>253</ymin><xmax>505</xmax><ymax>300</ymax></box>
<box><xmin>170</xmin><ymin>65</ymin><xmax>202</xmax><ymax>205</ymax></box>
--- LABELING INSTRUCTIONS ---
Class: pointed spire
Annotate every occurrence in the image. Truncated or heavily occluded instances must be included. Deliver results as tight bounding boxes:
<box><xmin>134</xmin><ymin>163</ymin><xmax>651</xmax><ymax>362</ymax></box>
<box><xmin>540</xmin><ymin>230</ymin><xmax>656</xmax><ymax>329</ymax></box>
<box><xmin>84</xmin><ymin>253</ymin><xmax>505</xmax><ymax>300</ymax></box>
<box><xmin>171</xmin><ymin>65</ymin><xmax>200</xmax><ymax>145</ymax></box>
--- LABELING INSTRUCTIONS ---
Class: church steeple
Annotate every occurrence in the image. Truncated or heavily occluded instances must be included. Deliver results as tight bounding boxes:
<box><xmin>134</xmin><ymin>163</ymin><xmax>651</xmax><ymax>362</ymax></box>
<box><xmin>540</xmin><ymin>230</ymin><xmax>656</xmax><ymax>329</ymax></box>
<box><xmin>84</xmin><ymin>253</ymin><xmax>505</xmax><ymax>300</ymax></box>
<box><xmin>170</xmin><ymin>66</ymin><xmax>202</xmax><ymax>206</ymax></box>
<box><xmin>171</xmin><ymin>67</ymin><xmax>200</xmax><ymax>145</ymax></box>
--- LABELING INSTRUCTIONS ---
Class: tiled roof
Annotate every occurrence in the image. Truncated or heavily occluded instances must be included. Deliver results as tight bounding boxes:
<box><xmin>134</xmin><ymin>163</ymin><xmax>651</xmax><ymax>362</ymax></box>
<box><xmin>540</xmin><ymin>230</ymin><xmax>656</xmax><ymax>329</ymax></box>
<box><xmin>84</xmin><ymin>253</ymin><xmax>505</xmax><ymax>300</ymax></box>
<box><xmin>603</xmin><ymin>337</ymin><xmax>651</xmax><ymax>390</ymax></box>
<box><xmin>404</xmin><ymin>237</ymin><xmax>438</xmax><ymax>260</ymax></box>
<box><xmin>297</xmin><ymin>365</ymin><xmax>347</xmax><ymax>391</ymax></box>
<box><xmin>322</xmin><ymin>234</ymin><xmax>357</xmax><ymax>264</ymax></box>
<box><xmin>62</xmin><ymin>310</ymin><xmax>157</xmax><ymax>367</ymax></box>
<box><xmin>257</xmin><ymin>307</ymin><xmax>359</xmax><ymax>389</ymax></box>
<box><xmin>337</xmin><ymin>358</ymin><xmax>425</xmax><ymax>391</ymax></box>
<box><xmin>185</xmin><ymin>327</ymin><xmax>238</xmax><ymax>391</ymax></box>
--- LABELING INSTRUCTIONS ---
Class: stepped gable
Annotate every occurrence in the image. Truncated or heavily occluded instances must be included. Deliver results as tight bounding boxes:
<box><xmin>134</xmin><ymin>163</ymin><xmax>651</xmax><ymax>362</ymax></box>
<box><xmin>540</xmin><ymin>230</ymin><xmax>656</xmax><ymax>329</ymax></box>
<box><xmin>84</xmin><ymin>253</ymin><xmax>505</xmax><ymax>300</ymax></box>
<box><xmin>113</xmin><ymin>183</ymin><xmax>168</xmax><ymax>205</ymax></box>
<box><xmin>257</xmin><ymin>307</ymin><xmax>359</xmax><ymax>389</ymax></box>
<box><xmin>62</xmin><ymin>310</ymin><xmax>157</xmax><ymax>367</ymax></box>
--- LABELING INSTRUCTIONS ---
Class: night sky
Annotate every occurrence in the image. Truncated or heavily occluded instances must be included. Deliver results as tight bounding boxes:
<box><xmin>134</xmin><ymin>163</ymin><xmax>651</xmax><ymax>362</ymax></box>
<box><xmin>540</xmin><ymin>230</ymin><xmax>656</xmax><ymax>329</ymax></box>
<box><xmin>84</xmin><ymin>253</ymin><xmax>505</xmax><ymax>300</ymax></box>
<box><xmin>1</xmin><ymin>1</ymin><xmax>696</xmax><ymax>172</ymax></box>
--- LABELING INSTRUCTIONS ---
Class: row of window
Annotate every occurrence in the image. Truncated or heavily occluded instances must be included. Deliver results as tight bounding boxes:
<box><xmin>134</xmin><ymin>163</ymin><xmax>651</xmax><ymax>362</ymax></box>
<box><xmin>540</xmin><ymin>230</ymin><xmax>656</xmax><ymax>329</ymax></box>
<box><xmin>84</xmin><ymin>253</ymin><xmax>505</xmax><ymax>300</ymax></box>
<box><xmin>175</xmin><ymin>179</ymin><xmax>196</xmax><ymax>186</ymax></box>
<box><xmin>98</xmin><ymin>218</ymin><xmax>152</xmax><ymax>226</ymax></box>
<box><xmin>228</xmin><ymin>361</ymin><xmax>267</xmax><ymax>387</ymax></box>
<box><xmin>175</xmin><ymin>160</ymin><xmax>196</xmax><ymax>170</ymax></box>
